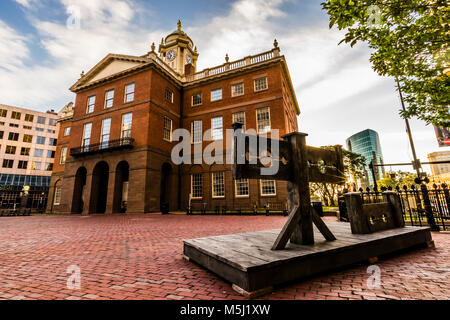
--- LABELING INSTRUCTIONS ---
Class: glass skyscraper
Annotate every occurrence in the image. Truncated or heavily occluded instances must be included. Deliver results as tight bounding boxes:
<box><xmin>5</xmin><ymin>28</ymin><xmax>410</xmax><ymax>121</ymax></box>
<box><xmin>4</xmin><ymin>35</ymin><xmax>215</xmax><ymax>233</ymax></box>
<box><xmin>346</xmin><ymin>129</ymin><xmax>385</xmax><ymax>188</ymax></box>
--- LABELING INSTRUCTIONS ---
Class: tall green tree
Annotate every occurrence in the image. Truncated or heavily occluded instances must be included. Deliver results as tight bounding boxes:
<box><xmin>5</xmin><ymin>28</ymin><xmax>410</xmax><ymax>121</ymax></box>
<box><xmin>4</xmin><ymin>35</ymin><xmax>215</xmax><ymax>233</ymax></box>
<box><xmin>322</xmin><ymin>0</ymin><xmax>449</xmax><ymax>127</ymax></box>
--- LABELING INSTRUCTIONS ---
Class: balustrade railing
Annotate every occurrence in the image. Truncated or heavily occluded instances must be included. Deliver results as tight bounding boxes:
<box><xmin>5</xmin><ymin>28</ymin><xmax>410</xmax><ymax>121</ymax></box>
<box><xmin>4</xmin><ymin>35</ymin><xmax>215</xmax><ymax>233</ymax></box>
<box><xmin>70</xmin><ymin>137</ymin><xmax>134</xmax><ymax>157</ymax></box>
<box><xmin>185</xmin><ymin>49</ymin><xmax>278</xmax><ymax>82</ymax></box>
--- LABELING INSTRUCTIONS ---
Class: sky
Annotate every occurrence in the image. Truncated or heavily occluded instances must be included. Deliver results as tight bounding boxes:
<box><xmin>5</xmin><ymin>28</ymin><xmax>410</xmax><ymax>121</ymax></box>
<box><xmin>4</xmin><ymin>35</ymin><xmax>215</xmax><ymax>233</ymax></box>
<box><xmin>0</xmin><ymin>0</ymin><xmax>444</xmax><ymax>174</ymax></box>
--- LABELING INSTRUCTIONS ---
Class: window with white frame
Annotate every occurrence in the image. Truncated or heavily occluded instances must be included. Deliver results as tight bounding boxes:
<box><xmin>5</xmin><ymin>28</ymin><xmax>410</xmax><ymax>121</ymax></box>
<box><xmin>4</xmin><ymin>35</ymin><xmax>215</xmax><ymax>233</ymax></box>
<box><xmin>101</xmin><ymin>118</ymin><xmax>111</xmax><ymax>149</ymax></box>
<box><xmin>191</xmin><ymin>174</ymin><xmax>203</xmax><ymax>199</ymax></box>
<box><xmin>121</xmin><ymin>113</ymin><xmax>133</xmax><ymax>139</ymax></box>
<box><xmin>60</xmin><ymin>147</ymin><xmax>67</xmax><ymax>165</ymax></box>
<box><xmin>165</xmin><ymin>88</ymin><xmax>174</xmax><ymax>103</ymax></box>
<box><xmin>211</xmin><ymin>116</ymin><xmax>223</xmax><ymax>140</ymax></box>
<box><xmin>257</xmin><ymin>107</ymin><xmax>271</xmax><ymax>134</ymax></box>
<box><xmin>54</xmin><ymin>186</ymin><xmax>62</xmax><ymax>205</ymax></box>
<box><xmin>105</xmin><ymin>90</ymin><xmax>114</xmax><ymax>108</ymax></box>
<box><xmin>192</xmin><ymin>92</ymin><xmax>202</xmax><ymax>106</ymax></box>
<box><xmin>235</xmin><ymin>178</ymin><xmax>249</xmax><ymax>197</ymax></box>
<box><xmin>191</xmin><ymin>120</ymin><xmax>202</xmax><ymax>144</ymax></box>
<box><xmin>254</xmin><ymin>77</ymin><xmax>268</xmax><ymax>92</ymax></box>
<box><xmin>232</xmin><ymin>111</ymin><xmax>246</xmax><ymax>130</ymax></box>
<box><xmin>87</xmin><ymin>96</ymin><xmax>95</xmax><ymax>114</ymax></box>
<box><xmin>33</xmin><ymin>162</ymin><xmax>42</xmax><ymax>170</ymax></box>
<box><xmin>261</xmin><ymin>179</ymin><xmax>276</xmax><ymax>196</ymax></box>
<box><xmin>212</xmin><ymin>172</ymin><xmax>225</xmax><ymax>198</ymax></box>
<box><xmin>163</xmin><ymin>117</ymin><xmax>172</xmax><ymax>141</ymax></box>
<box><xmin>211</xmin><ymin>88</ymin><xmax>222</xmax><ymax>102</ymax></box>
<box><xmin>125</xmin><ymin>83</ymin><xmax>135</xmax><ymax>103</ymax></box>
<box><xmin>64</xmin><ymin>127</ymin><xmax>71</xmax><ymax>136</ymax></box>
<box><xmin>82</xmin><ymin>122</ymin><xmax>92</xmax><ymax>151</ymax></box>
<box><xmin>232</xmin><ymin>82</ymin><xmax>244</xmax><ymax>97</ymax></box>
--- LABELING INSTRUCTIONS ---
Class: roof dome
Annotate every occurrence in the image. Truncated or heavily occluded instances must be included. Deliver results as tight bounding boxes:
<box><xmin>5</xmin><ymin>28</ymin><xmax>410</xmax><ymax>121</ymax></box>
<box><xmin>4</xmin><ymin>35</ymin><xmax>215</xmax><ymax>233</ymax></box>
<box><xmin>164</xmin><ymin>20</ymin><xmax>194</xmax><ymax>48</ymax></box>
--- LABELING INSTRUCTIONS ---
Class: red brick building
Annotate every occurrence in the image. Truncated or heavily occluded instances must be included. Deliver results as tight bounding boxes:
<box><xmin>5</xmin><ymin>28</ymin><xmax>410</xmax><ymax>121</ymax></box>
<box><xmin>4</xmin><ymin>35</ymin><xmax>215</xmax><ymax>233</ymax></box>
<box><xmin>47</xmin><ymin>22</ymin><xmax>300</xmax><ymax>215</ymax></box>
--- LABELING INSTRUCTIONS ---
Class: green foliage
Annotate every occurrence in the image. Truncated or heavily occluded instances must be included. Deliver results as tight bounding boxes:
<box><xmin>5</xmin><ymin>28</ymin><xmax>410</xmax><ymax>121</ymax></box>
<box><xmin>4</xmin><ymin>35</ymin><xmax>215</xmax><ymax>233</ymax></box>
<box><xmin>343</xmin><ymin>149</ymin><xmax>367</xmax><ymax>180</ymax></box>
<box><xmin>322</xmin><ymin>0</ymin><xmax>450</xmax><ymax>127</ymax></box>
<box><xmin>378</xmin><ymin>170</ymin><xmax>417</xmax><ymax>188</ymax></box>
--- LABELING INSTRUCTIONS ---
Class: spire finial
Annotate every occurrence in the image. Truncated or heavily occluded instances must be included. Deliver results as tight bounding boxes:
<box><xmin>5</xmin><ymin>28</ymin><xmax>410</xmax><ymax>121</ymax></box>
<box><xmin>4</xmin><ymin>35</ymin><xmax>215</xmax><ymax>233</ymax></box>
<box><xmin>80</xmin><ymin>70</ymin><xmax>85</xmax><ymax>78</ymax></box>
<box><xmin>177</xmin><ymin>20</ymin><xmax>182</xmax><ymax>31</ymax></box>
<box><xmin>225</xmin><ymin>54</ymin><xmax>229</xmax><ymax>63</ymax></box>
<box><xmin>151</xmin><ymin>42</ymin><xmax>156</xmax><ymax>52</ymax></box>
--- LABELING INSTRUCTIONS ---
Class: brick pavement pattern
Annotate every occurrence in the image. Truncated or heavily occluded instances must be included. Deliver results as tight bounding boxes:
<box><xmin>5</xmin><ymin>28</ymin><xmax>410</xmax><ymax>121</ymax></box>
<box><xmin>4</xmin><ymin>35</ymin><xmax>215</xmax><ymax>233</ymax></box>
<box><xmin>0</xmin><ymin>215</ymin><xmax>448</xmax><ymax>300</ymax></box>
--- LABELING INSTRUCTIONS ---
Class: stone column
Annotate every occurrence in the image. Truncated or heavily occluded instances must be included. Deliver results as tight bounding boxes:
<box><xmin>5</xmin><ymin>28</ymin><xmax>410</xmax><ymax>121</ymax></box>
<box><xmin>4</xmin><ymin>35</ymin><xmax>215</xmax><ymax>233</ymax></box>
<box><xmin>105</xmin><ymin>169</ymin><xmax>116</xmax><ymax>215</ymax></box>
<box><xmin>82</xmin><ymin>173</ymin><xmax>93</xmax><ymax>216</ymax></box>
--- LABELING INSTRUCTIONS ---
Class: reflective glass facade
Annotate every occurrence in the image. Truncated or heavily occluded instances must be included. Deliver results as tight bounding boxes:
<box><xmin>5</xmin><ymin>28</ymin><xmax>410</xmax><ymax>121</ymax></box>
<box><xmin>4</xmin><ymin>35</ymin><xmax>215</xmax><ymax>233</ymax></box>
<box><xmin>346</xmin><ymin>129</ymin><xmax>385</xmax><ymax>188</ymax></box>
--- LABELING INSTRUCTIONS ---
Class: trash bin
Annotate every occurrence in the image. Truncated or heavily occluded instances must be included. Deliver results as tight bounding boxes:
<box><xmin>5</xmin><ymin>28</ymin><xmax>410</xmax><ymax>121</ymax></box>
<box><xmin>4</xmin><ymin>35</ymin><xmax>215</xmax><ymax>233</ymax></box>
<box><xmin>161</xmin><ymin>203</ymin><xmax>169</xmax><ymax>215</ymax></box>
<box><xmin>312</xmin><ymin>201</ymin><xmax>324</xmax><ymax>217</ymax></box>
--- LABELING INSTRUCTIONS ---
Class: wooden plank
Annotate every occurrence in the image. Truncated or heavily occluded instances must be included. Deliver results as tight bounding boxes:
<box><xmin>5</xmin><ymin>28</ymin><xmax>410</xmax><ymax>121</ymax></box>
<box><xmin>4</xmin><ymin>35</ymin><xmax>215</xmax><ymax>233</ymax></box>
<box><xmin>311</xmin><ymin>207</ymin><xmax>336</xmax><ymax>241</ymax></box>
<box><xmin>184</xmin><ymin>224</ymin><xmax>432</xmax><ymax>293</ymax></box>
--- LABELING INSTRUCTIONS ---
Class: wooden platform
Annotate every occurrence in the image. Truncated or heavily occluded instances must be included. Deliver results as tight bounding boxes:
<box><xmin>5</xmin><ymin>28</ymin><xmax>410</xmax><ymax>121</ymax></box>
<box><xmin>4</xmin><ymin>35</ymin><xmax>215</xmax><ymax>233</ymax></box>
<box><xmin>183</xmin><ymin>222</ymin><xmax>433</xmax><ymax>297</ymax></box>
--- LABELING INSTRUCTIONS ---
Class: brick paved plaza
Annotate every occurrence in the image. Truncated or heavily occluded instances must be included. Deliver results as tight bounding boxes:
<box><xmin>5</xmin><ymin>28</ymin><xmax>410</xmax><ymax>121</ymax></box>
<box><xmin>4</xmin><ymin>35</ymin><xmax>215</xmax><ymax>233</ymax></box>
<box><xmin>0</xmin><ymin>214</ymin><xmax>448</xmax><ymax>300</ymax></box>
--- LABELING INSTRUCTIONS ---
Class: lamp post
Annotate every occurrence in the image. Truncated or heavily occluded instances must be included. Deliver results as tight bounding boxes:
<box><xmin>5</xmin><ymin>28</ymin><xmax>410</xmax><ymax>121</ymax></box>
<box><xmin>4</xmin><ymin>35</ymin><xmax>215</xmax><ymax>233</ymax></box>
<box><xmin>396</xmin><ymin>78</ymin><xmax>439</xmax><ymax>231</ymax></box>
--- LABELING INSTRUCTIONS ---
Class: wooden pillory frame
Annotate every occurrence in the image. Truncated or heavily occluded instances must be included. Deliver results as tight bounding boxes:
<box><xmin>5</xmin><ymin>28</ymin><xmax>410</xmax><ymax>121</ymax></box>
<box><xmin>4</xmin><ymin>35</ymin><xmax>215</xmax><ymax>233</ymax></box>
<box><xmin>183</xmin><ymin>124</ymin><xmax>433</xmax><ymax>297</ymax></box>
<box><xmin>231</xmin><ymin>123</ymin><xmax>345</xmax><ymax>250</ymax></box>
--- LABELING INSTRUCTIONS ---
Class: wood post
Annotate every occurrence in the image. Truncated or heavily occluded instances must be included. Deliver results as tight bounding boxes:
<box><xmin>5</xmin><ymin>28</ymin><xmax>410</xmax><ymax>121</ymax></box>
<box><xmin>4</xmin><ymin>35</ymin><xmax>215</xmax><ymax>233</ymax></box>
<box><xmin>288</xmin><ymin>133</ymin><xmax>314</xmax><ymax>245</ymax></box>
<box><xmin>383</xmin><ymin>191</ymin><xmax>405</xmax><ymax>228</ymax></box>
<box><xmin>344</xmin><ymin>192</ymin><xmax>370</xmax><ymax>234</ymax></box>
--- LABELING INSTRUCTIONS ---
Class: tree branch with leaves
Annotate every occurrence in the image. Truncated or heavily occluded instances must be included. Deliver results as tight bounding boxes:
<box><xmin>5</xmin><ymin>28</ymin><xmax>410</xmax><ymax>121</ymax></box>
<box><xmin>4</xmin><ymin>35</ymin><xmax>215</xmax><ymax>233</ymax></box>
<box><xmin>322</xmin><ymin>0</ymin><xmax>449</xmax><ymax>127</ymax></box>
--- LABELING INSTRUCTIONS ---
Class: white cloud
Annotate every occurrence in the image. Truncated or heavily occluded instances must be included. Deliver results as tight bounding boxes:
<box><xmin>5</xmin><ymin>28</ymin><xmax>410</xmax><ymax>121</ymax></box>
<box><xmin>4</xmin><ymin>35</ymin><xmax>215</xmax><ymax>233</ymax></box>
<box><xmin>0</xmin><ymin>0</ymin><xmax>169</xmax><ymax>110</ymax></box>
<box><xmin>14</xmin><ymin>0</ymin><xmax>36</xmax><ymax>8</ymax></box>
<box><xmin>0</xmin><ymin>20</ymin><xmax>30</xmax><ymax>72</ymax></box>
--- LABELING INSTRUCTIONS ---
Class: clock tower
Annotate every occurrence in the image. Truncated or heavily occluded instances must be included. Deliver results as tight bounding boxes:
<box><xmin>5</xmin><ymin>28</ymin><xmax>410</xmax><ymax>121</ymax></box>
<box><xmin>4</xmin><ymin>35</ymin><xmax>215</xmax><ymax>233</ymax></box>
<box><xmin>159</xmin><ymin>20</ymin><xmax>199</xmax><ymax>75</ymax></box>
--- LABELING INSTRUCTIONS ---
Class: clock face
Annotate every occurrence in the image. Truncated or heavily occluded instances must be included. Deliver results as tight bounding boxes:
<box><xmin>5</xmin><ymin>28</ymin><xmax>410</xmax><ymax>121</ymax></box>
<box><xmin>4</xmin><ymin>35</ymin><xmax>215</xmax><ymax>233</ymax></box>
<box><xmin>186</xmin><ymin>55</ymin><xmax>192</xmax><ymax>64</ymax></box>
<box><xmin>167</xmin><ymin>50</ymin><xmax>176</xmax><ymax>61</ymax></box>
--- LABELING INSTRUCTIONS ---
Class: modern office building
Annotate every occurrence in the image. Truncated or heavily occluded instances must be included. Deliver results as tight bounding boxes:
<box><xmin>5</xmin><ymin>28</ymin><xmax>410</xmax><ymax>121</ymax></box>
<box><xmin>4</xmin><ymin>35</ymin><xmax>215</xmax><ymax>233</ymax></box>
<box><xmin>346</xmin><ymin>129</ymin><xmax>385</xmax><ymax>188</ymax></box>
<box><xmin>0</xmin><ymin>104</ymin><xmax>60</xmax><ymax>187</ymax></box>
<box><xmin>0</xmin><ymin>104</ymin><xmax>60</xmax><ymax>209</ymax></box>
<box><xmin>428</xmin><ymin>151</ymin><xmax>450</xmax><ymax>177</ymax></box>
<box><xmin>48</xmin><ymin>21</ymin><xmax>301</xmax><ymax>215</ymax></box>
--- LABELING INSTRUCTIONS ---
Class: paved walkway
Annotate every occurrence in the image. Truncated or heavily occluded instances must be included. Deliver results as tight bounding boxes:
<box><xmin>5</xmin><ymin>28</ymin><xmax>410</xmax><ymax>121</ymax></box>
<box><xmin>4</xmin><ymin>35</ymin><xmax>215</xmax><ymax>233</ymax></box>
<box><xmin>0</xmin><ymin>214</ymin><xmax>448</xmax><ymax>300</ymax></box>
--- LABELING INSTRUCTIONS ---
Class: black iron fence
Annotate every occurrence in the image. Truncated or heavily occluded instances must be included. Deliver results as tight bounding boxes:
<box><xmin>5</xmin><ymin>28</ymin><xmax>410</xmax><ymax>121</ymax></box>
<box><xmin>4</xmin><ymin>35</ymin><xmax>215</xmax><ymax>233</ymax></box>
<box><xmin>0</xmin><ymin>186</ymin><xmax>48</xmax><ymax>214</ymax></box>
<box><xmin>339</xmin><ymin>183</ymin><xmax>449</xmax><ymax>231</ymax></box>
